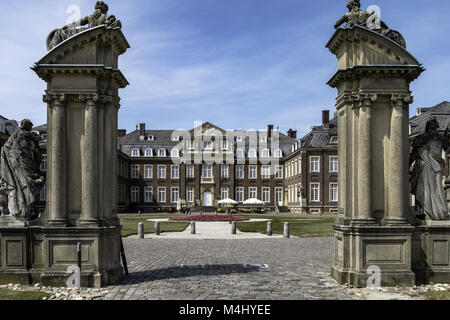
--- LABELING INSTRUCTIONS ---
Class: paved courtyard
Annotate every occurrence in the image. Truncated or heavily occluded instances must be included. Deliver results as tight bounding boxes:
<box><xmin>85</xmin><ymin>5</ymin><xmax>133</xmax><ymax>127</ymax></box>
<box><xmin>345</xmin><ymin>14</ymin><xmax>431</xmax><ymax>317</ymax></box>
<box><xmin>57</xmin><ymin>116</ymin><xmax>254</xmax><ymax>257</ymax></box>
<box><xmin>103</xmin><ymin>237</ymin><xmax>357</xmax><ymax>300</ymax></box>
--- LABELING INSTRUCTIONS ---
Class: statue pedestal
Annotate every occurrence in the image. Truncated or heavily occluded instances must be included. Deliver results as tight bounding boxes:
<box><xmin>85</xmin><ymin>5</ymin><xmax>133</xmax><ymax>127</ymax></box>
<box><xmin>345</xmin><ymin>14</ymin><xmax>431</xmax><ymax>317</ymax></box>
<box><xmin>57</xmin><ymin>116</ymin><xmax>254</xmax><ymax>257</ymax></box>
<box><xmin>0</xmin><ymin>216</ymin><xmax>26</xmax><ymax>227</ymax></box>
<box><xmin>412</xmin><ymin>220</ymin><xmax>450</xmax><ymax>284</ymax></box>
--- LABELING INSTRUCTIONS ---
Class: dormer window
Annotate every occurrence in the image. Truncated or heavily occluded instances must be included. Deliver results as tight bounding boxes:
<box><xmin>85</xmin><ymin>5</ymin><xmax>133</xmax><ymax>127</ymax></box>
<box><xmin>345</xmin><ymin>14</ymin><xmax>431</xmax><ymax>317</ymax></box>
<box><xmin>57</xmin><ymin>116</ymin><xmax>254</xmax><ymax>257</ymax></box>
<box><xmin>203</xmin><ymin>141</ymin><xmax>213</xmax><ymax>150</ymax></box>
<box><xmin>261</xmin><ymin>149</ymin><xmax>270</xmax><ymax>158</ymax></box>
<box><xmin>158</xmin><ymin>149</ymin><xmax>167</xmax><ymax>157</ymax></box>
<box><xmin>248</xmin><ymin>149</ymin><xmax>257</xmax><ymax>158</ymax></box>
<box><xmin>147</xmin><ymin>135</ymin><xmax>155</xmax><ymax>141</ymax></box>
<box><xmin>41</xmin><ymin>134</ymin><xmax>47</xmax><ymax>142</ymax></box>
<box><xmin>131</xmin><ymin>148</ymin><xmax>140</xmax><ymax>157</ymax></box>
<box><xmin>236</xmin><ymin>149</ymin><xmax>244</xmax><ymax>158</ymax></box>
<box><xmin>260</xmin><ymin>136</ymin><xmax>267</xmax><ymax>143</ymax></box>
<box><xmin>171</xmin><ymin>148</ymin><xmax>180</xmax><ymax>158</ymax></box>
<box><xmin>236</xmin><ymin>136</ymin><xmax>243</xmax><ymax>142</ymax></box>
<box><xmin>330</xmin><ymin>136</ymin><xmax>338</xmax><ymax>144</ymax></box>
<box><xmin>222</xmin><ymin>140</ymin><xmax>229</xmax><ymax>150</ymax></box>
<box><xmin>274</xmin><ymin>149</ymin><xmax>283</xmax><ymax>158</ymax></box>
<box><xmin>187</xmin><ymin>141</ymin><xmax>194</xmax><ymax>150</ymax></box>
<box><xmin>172</xmin><ymin>136</ymin><xmax>180</xmax><ymax>142</ymax></box>
<box><xmin>144</xmin><ymin>148</ymin><xmax>153</xmax><ymax>157</ymax></box>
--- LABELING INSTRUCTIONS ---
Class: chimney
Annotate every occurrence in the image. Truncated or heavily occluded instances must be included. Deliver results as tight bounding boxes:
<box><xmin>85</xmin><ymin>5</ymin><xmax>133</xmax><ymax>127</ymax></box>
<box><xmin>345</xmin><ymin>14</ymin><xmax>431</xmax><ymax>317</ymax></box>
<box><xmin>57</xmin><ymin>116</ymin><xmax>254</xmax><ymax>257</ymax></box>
<box><xmin>322</xmin><ymin>110</ymin><xmax>330</xmax><ymax>129</ymax></box>
<box><xmin>139</xmin><ymin>123</ymin><xmax>146</xmax><ymax>141</ymax></box>
<box><xmin>287</xmin><ymin>129</ymin><xmax>297</xmax><ymax>139</ymax></box>
<box><xmin>268</xmin><ymin>125</ymin><xmax>274</xmax><ymax>139</ymax></box>
<box><xmin>118</xmin><ymin>129</ymin><xmax>127</xmax><ymax>138</ymax></box>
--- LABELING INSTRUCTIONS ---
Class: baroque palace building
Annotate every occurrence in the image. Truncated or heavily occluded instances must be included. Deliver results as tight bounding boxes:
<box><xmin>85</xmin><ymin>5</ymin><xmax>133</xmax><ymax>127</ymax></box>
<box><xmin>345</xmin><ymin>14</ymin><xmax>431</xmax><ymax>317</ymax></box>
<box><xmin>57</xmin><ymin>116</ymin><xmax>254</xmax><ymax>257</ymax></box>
<box><xmin>3</xmin><ymin>102</ymin><xmax>447</xmax><ymax>215</ymax></box>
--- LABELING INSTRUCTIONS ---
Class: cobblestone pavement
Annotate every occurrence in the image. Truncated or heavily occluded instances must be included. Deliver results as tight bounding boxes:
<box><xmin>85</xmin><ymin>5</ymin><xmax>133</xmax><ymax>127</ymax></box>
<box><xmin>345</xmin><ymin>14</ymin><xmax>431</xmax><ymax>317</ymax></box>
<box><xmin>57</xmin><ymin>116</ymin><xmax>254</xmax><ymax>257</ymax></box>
<box><xmin>103</xmin><ymin>237</ymin><xmax>359</xmax><ymax>300</ymax></box>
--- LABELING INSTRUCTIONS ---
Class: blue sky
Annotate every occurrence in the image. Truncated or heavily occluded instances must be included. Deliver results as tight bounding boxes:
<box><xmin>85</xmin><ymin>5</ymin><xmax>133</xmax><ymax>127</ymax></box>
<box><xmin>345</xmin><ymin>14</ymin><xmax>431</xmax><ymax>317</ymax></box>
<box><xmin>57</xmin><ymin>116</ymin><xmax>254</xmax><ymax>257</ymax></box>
<box><xmin>0</xmin><ymin>0</ymin><xmax>449</xmax><ymax>137</ymax></box>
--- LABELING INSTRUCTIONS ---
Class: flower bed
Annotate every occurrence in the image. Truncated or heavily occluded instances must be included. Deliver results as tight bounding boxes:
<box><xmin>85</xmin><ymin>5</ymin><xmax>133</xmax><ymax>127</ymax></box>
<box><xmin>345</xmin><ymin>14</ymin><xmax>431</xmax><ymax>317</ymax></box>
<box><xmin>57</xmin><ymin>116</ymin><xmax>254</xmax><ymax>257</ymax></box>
<box><xmin>169</xmin><ymin>215</ymin><xmax>250</xmax><ymax>222</ymax></box>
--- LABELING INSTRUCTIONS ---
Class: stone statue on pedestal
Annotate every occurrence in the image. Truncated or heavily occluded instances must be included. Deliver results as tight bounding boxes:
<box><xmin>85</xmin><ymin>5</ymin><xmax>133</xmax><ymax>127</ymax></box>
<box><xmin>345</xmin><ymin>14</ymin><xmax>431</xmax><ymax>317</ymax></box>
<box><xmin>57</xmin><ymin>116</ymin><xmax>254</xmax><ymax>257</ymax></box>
<box><xmin>334</xmin><ymin>0</ymin><xmax>406</xmax><ymax>48</ymax></box>
<box><xmin>410</xmin><ymin>119</ymin><xmax>450</xmax><ymax>221</ymax></box>
<box><xmin>0</xmin><ymin>119</ymin><xmax>44</xmax><ymax>220</ymax></box>
<box><xmin>47</xmin><ymin>1</ymin><xmax>122</xmax><ymax>51</ymax></box>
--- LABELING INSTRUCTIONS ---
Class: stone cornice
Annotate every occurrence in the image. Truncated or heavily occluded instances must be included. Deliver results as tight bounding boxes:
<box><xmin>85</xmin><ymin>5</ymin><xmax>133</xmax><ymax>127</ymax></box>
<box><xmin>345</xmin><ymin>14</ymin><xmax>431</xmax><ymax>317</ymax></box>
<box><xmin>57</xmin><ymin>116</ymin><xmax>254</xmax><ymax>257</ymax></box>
<box><xmin>32</xmin><ymin>65</ymin><xmax>129</xmax><ymax>89</ymax></box>
<box><xmin>38</xmin><ymin>25</ymin><xmax>130</xmax><ymax>65</ymax></box>
<box><xmin>327</xmin><ymin>64</ymin><xmax>425</xmax><ymax>88</ymax></box>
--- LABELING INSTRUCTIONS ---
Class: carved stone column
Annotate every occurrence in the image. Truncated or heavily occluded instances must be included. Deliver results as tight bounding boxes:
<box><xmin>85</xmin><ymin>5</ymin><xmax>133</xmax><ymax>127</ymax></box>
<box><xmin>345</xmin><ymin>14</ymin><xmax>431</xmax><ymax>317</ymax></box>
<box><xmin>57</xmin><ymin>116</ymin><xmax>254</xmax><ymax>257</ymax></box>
<box><xmin>45</xmin><ymin>93</ymin><xmax>68</xmax><ymax>226</ymax></box>
<box><xmin>353</xmin><ymin>92</ymin><xmax>377</xmax><ymax>224</ymax></box>
<box><xmin>80</xmin><ymin>94</ymin><xmax>99</xmax><ymax>225</ymax></box>
<box><xmin>386</xmin><ymin>93</ymin><xmax>412</xmax><ymax>224</ymax></box>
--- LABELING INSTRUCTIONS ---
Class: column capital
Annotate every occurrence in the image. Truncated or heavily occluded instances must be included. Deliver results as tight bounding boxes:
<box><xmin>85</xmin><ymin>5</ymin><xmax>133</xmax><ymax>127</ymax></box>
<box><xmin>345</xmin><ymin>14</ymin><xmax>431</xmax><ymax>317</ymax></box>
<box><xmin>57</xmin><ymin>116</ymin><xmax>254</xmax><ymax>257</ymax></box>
<box><xmin>391</xmin><ymin>93</ymin><xmax>413</xmax><ymax>107</ymax></box>
<box><xmin>43</xmin><ymin>93</ymin><xmax>66</xmax><ymax>106</ymax></box>
<box><xmin>352</xmin><ymin>91</ymin><xmax>378</xmax><ymax>108</ymax></box>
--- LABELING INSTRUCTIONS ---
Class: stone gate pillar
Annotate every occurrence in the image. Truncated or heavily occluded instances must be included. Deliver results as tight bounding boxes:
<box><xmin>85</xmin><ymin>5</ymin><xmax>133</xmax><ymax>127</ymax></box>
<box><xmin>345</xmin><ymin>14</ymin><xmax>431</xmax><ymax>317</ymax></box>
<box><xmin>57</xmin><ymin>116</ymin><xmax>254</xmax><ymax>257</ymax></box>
<box><xmin>327</xmin><ymin>24</ymin><xmax>424</xmax><ymax>286</ymax></box>
<box><xmin>30</xmin><ymin>25</ymin><xmax>130</xmax><ymax>287</ymax></box>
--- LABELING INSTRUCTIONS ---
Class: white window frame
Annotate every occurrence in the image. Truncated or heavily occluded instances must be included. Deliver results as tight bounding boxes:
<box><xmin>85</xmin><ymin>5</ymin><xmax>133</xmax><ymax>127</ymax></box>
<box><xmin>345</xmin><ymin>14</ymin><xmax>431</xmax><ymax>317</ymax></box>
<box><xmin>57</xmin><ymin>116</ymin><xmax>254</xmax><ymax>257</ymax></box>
<box><xmin>275</xmin><ymin>165</ymin><xmax>283</xmax><ymax>179</ymax></box>
<box><xmin>144</xmin><ymin>148</ymin><xmax>153</xmax><ymax>157</ymax></box>
<box><xmin>186</xmin><ymin>165</ymin><xmax>194</xmax><ymax>178</ymax></box>
<box><xmin>330</xmin><ymin>156</ymin><xmax>338</xmax><ymax>173</ymax></box>
<box><xmin>236</xmin><ymin>165</ymin><xmax>244</xmax><ymax>179</ymax></box>
<box><xmin>203</xmin><ymin>165</ymin><xmax>212</xmax><ymax>178</ymax></box>
<box><xmin>144</xmin><ymin>165</ymin><xmax>153</xmax><ymax>179</ymax></box>
<box><xmin>158</xmin><ymin>187</ymin><xmax>166</xmax><ymax>203</ymax></box>
<box><xmin>144</xmin><ymin>187</ymin><xmax>153</xmax><ymax>203</ymax></box>
<box><xmin>221</xmin><ymin>187</ymin><xmax>229</xmax><ymax>200</ymax></box>
<box><xmin>40</xmin><ymin>155</ymin><xmax>48</xmax><ymax>172</ymax></box>
<box><xmin>249</xmin><ymin>187</ymin><xmax>257</xmax><ymax>199</ymax></box>
<box><xmin>158</xmin><ymin>148</ymin><xmax>167</xmax><ymax>157</ymax></box>
<box><xmin>248</xmin><ymin>149</ymin><xmax>257</xmax><ymax>158</ymax></box>
<box><xmin>187</xmin><ymin>187</ymin><xmax>194</xmax><ymax>203</ymax></box>
<box><xmin>222</xmin><ymin>140</ymin><xmax>229</xmax><ymax>150</ymax></box>
<box><xmin>249</xmin><ymin>166</ymin><xmax>257</xmax><ymax>179</ymax></box>
<box><xmin>221</xmin><ymin>165</ymin><xmax>229</xmax><ymax>178</ymax></box>
<box><xmin>171</xmin><ymin>165</ymin><xmax>179</xmax><ymax>179</ymax></box>
<box><xmin>310</xmin><ymin>183</ymin><xmax>320</xmax><ymax>202</ymax></box>
<box><xmin>261</xmin><ymin>148</ymin><xmax>270</xmax><ymax>158</ymax></box>
<box><xmin>131</xmin><ymin>165</ymin><xmax>139</xmax><ymax>179</ymax></box>
<box><xmin>171</xmin><ymin>148</ymin><xmax>180</xmax><ymax>158</ymax></box>
<box><xmin>236</xmin><ymin>149</ymin><xmax>244</xmax><ymax>158</ymax></box>
<box><xmin>236</xmin><ymin>187</ymin><xmax>244</xmax><ymax>202</ymax></box>
<box><xmin>310</xmin><ymin>156</ymin><xmax>320</xmax><ymax>173</ymax></box>
<box><xmin>171</xmin><ymin>187</ymin><xmax>179</xmax><ymax>203</ymax></box>
<box><xmin>274</xmin><ymin>149</ymin><xmax>283</xmax><ymax>158</ymax></box>
<box><xmin>261</xmin><ymin>165</ymin><xmax>271</xmax><ymax>179</ymax></box>
<box><xmin>158</xmin><ymin>165</ymin><xmax>166</xmax><ymax>179</ymax></box>
<box><xmin>131</xmin><ymin>187</ymin><xmax>140</xmax><ymax>203</ymax></box>
<box><xmin>330</xmin><ymin>183</ymin><xmax>339</xmax><ymax>202</ymax></box>
<box><xmin>262</xmin><ymin>187</ymin><xmax>270</xmax><ymax>203</ymax></box>
<box><xmin>131</xmin><ymin>148</ymin><xmax>140</xmax><ymax>157</ymax></box>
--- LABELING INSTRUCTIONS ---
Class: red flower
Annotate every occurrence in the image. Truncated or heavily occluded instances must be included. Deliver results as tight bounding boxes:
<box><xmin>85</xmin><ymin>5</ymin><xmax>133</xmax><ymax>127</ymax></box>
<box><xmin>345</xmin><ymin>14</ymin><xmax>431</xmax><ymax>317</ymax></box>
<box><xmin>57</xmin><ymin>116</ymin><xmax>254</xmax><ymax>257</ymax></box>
<box><xmin>169</xmin><ymin>215</ymin><xmax>249</xmax><ymax>222</ymax></box>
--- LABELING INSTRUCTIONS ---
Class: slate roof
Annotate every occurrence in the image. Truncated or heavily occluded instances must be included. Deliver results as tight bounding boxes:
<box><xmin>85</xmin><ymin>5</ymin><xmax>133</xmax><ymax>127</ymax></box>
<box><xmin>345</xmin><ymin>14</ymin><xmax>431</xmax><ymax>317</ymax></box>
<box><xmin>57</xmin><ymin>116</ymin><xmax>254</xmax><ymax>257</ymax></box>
<box><xmin>299</xmin><ymin>117</ymin><xmax>338</xmax><ymax>149</ymax></box>
<box><xmin>410</xmin><ymin>101</ymin><xmax>450</xmax><ymax>136</ymax></box>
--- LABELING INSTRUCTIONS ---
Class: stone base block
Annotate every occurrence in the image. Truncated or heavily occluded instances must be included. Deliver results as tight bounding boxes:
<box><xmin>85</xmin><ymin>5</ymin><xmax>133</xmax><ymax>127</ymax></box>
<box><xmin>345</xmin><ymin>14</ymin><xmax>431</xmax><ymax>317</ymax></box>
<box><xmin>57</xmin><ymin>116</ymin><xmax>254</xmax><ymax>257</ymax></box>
<box><xmin>0</xmin><ymin>225</ymin><xmax>125</xmax><ymax>288</ymax></box>
<box><xmin>331</xmin><ymin>223</ymin><xmax>416</xmax><ymax>287</ymax></box>
<box><xmin>412</xmin><ymin>221</ymin><xmax>450</xmax><ymax>284</ymax></box>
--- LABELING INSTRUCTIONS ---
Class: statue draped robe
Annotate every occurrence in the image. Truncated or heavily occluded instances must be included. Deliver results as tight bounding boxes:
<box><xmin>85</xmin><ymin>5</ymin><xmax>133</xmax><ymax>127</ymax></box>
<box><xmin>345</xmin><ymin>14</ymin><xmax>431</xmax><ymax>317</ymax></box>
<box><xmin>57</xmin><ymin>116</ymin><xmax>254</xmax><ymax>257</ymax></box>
<box><xmin>0</xmin><ymin>131</ymin><xmax>43</xmax><ymax>219</ymax></box>
<box><xmin>411</xmin><ymin>136</ymin><xmax>449</xmax><ymax>220</ymax></box>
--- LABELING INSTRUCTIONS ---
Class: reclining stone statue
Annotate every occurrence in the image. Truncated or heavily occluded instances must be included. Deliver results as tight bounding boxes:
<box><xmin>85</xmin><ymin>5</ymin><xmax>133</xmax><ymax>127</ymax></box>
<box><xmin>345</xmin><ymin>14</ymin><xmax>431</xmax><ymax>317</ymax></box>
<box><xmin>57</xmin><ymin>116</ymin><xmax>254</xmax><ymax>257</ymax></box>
<box><xmin>410</xmin><ymin>119</ymin><xmax>450</xmax><ymax>221</ymax></box>
<box><xmin>334</xmin><ymin>0</ymin><xmax>406</xmax><ymax>48</ymax></box>
<box><xmin>47</xmin><ymin>1</ymin><xmax>122</xmax><ymax>51</ymax></box>
<box><xmin>0</xmin><ymin>119</ymin><xmax>44</xmax><ymax>220</ymax></box>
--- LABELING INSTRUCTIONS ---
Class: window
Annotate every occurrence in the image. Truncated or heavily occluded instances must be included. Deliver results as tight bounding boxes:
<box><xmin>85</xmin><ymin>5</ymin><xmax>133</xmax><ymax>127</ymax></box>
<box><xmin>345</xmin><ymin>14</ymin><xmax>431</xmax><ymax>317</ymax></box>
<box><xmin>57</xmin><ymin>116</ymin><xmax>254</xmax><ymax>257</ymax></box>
<box><xmin>203</xmin><ymin>141</ymin><xmax>213</xmax><ymax>150</ymax></box>
<box><xmin>261</xmin><ymin>149</ymin><xmax>270</xmax><ymax>158</ymax></box>
<box><xmin>330</xmin><ymin>136</ymin><xmax>338</xmax><ymax>144</ymax></box>
<box><xmin>249</xmin><ymin>187</ymin><xmax>257</xmax><ymax>199</ymax></box>
<box><xmin>186</xmin><ymin>165</ymin><xmax>194</xmax><ymax>178</ymax></box>
<box><xmin>275</xmin><ymin>188</ymin><xmax>283</xmax><ymax>206</ymax></box>
<box><xmin>310</xmin><ymin>209</ymin><xmax>321</xmax><ymax>215</ymax></box>
<box><xmin>171</xmin><ymin>187</ymin><xmax>179</xmax><ymax>203</ymax></box>
<box><xmin>131</xmin><ymin>187</ymin><xmax>139</xmax><ymax>203</ymax></box>
<box><xmin>187</xmin><ymin>187</ymin><xmax>194</xmax><ymax>203</ymax></box>
<box><xmin>236</xmin><ymin>166</ymin><xmax>244</xmax><ymax>179</ymax></box>
<box><xmin>249</xmin><ymin>166</ymin><xmax>257</xmax><ymax>179</ymax></box>
<box><xmin>262</xmin><ymin>187</ymin><xmax>270</xmax><ymax>203</ymax></box>
<box><xmin>144</xmin><ymin>148</ymin><xmax>153</xmax><ymax>157</ymax></box>
<box><xmin>221</xmin><ymin>187</ymin><xmax>229</xmax><ymax>200</ymax></box>
<box><xmin>248</xmin><ymin>149</ymin><xmax>257</xmax><ymax>158</ymax></box>
<box><xmin>236</xmin><ymin>136</ymin><xmax>243</xmax><ymax>142</ymax></box>
<box><xmin>41</xmin><ymin>134</ymin><xmax>47</xmax><ymax>142</ymax></box>
<box><xmin>131</xmin><ymin>148</ymin><xmax>140</xmax><ymax>157</ymax></box>
<box><xmin>171</xmin><ymin>148</ymin><xmax>179</xmax><ymax>158</ymax></box>
<box><xmin>236</xmin><ymin>187</ymin><xmax>244</xmax><ymax>202</ymax></box>
<box><xmin>187</xmin><ymin>141</ymin><xmax>194</xmax><ymax>150</ymax></box>
<box><xmin>294</xmin><ymin>162</ymin><xmax>298</xmax><ymax>176</ymax></box>
<box><xmin>330</xmin><ymin>156</ymin><xmax>338</xmax><ymax>173</ymax></box>
<box><xmin>40</xmin><ymin>155</ymin><xmax>47</xmax><ymax>172</ymax></box>
<box><xmin>158</xmin><ymin>165</ymin><xmax>166</xmax><ymax>179</ymax></box>
<box><xmin>0</xmin><ymin>122</ymin><xmax>4</xmax><ymax>133</ymax></box>
<box><xmin>261</xmin><ymin>166</ymin><xmax>271</xmax><ymax>179</ymax></box>
<box><xmin>40</xmin><ymin>184</ymin><xmax>47</xmax><ymax>202</ymax></box>
<box><xmin>171</xmin><ymin>136</ymin><xmax>180</xmax><ymax>142</ymax></box>
<box><xmin>260</xmin><ymin>136</ymin><xmax>267</xmax><ymax>143</ymax></box>
<box><xmin>158</xmin><ymin>149</ymin><xmax>166</xmax><ymax>157</ymax></box>
<box><xmin>311</xmin><ymin>183</ymin><xmax>320</xmax><ymax>202</ymax></box>
<box><xmin>147</xmin><ymin>135</ymin><xmax>155</xmax><ymax>141</ymax></box>
<box><xmin>222</xmin><ymin>140</ymin><xmax>229</xmax><ymax>150</ymax></box>
<box><xmin>158</xmin><ymin>187</ymin><xmax>166</xmax><ymax>203</ymax></box>
<box><xmin>330</xmin><ymin>183</ymin><xmax>339</xmax><ymax>202</ymax></box>
<box><xmin>310</xmin><ymin>156</ymin><xmax>320</xmax><ymax>173</ymax></box>
<box><xmin>203</xmin><ymin>165</ymin><xmax>212</xmax><ymax>178</ymax></box>
<box><xmin>144</xmin><ymin>187</ymin><xmax>153</xmax><ymax>203</ymax></box>
<box><xmin>275</xmin><ymin>165</ymin><xmax>283</xmax><ymax>179</ymax></box>
<box><xmin>171</xmin><ymin>165</ymin><xmax>179</xmax><ymax>179</ymax></box>
<box><xmin>144</xmin><ymin>165</ymin><xmax>153</xmax><ymax>179</ymax></box>
<box><xmin>236</xmin><ymin>149</ymin><xmax>244</xmax><ymax>158</ymax></box>
<box><xmin>274</xmin><ymin>149</ymin><xmax>283</xmax><ymax>158</ymax></box>
<box><xmin>221</xmin><ymin>165</ymin><xmax>229</xmax><ymax>178</ymax></box>
<box><xmin>131</xmin><ymin>165</ymin><xmax>139</xmax><ymax>179</ymax></box>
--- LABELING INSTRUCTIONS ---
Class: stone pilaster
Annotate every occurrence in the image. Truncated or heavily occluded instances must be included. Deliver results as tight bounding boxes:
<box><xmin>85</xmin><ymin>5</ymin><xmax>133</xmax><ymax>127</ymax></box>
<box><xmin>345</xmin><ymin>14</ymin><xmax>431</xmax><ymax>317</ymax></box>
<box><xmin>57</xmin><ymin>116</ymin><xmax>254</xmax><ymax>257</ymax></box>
<box><xmin>80</xmin><ymin>94</ymin><xmax>99</xmax><ymax>225</ymax></box>
<box><xmin>386</xmin><ymin>93</ymin><xmax>413</xmax><ymax>224</ymax></box>
<box><xmin>353</xmin><ymin>92</ymin><xmax>377</xmax><ymax>224</ymax></box>
<box><xmin>44</xmin><ymin>93</ymin><xmax>67</xmax><ymax>226</ymax></box>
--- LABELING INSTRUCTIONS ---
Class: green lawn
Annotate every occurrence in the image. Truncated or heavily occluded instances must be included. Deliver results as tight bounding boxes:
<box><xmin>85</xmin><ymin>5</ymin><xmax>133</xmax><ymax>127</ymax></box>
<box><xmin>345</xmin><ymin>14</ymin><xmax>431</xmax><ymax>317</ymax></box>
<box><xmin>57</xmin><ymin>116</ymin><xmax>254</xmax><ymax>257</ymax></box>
<box><xmin>119</xmin><ymin>214</ymin><xmax>190</xmax><ymax>237</ymax></box>
<box><xmin>235</xmin><ymin>215</ymin><xmax>336</xmax><ymax>238</ymax></box>
<box><xmin>422</xmin><ymin>290</ymin><xmax>450</xmax><ymax>300</ymax></box>
<box><xmin>0</xmin><ymin>288</ymin><xmax>48</xmax><ymax>300</ymax></box>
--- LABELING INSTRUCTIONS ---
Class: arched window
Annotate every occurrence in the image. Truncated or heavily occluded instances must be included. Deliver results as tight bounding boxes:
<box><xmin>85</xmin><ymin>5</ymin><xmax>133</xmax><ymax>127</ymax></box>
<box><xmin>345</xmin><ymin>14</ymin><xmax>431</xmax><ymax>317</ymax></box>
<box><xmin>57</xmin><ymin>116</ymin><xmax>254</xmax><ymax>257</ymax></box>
<box><xmin>261</xmin><ymin>148</ymin><xmax>270</xmax><ymax>158</ymax></box>
<box><xmin>131</xmin><ymin>148</ymin><xmax>140</xmax><ymax>157</ymax></box>
<box><xmin>236</xmin><ymin>149</ymin><xmax>244</xmax><ymax>158</ymax></box>
<box><xmin>158</xmin><ymin>148</ymin><xmax>167</xmax><ymax>157</ymax></box>
<box><xmin>144</xmin><ymin>148</ymin><xmax>153</xmax><ymax>157</ymax></box>
<box><xmin>274</xmin><ymin>149</ymin><xmax>283</xmax><ymax>158</ymax></box>
<box><xmin>248</xmin><ymin>149</ymin><xmax>257</xmax><ymax>158</ymax></box>
<box><xmin>171</xmin><ymin>148</ymin><xmax>179</xmax><ymax>158</ymax></box>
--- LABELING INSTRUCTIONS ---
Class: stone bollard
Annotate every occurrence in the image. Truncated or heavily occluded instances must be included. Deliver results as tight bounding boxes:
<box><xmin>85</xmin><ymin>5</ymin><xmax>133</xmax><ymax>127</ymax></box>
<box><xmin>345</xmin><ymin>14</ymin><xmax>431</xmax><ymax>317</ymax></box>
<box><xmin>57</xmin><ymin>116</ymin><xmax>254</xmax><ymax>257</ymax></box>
<box><xmin>284</xmin><ymin>222</ymin><xmax>290</xmax><ymax>239</ymax></box>
<box><xmin>138</xmin><ymin>223</ymin><xmax>144</xmax><ymax>239</ymax></box>
<box><xmin>191</xmin><ymin>222</ymin><xmax>196</xmax><ymax>234</ymax></box>
<box><xmin>231</xmin><ymin>221</ymin><xmax>237</xmax><ymax>235</ymax></box>
<box><xmin>267</xmin><ymin>221</ymin><xmax>272</xmax><ymax>236</ymax></box>
<box><xmin>154</xmin><ymin>221</ymin><xmax>160</xmax><ymax>236</ymax></box>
